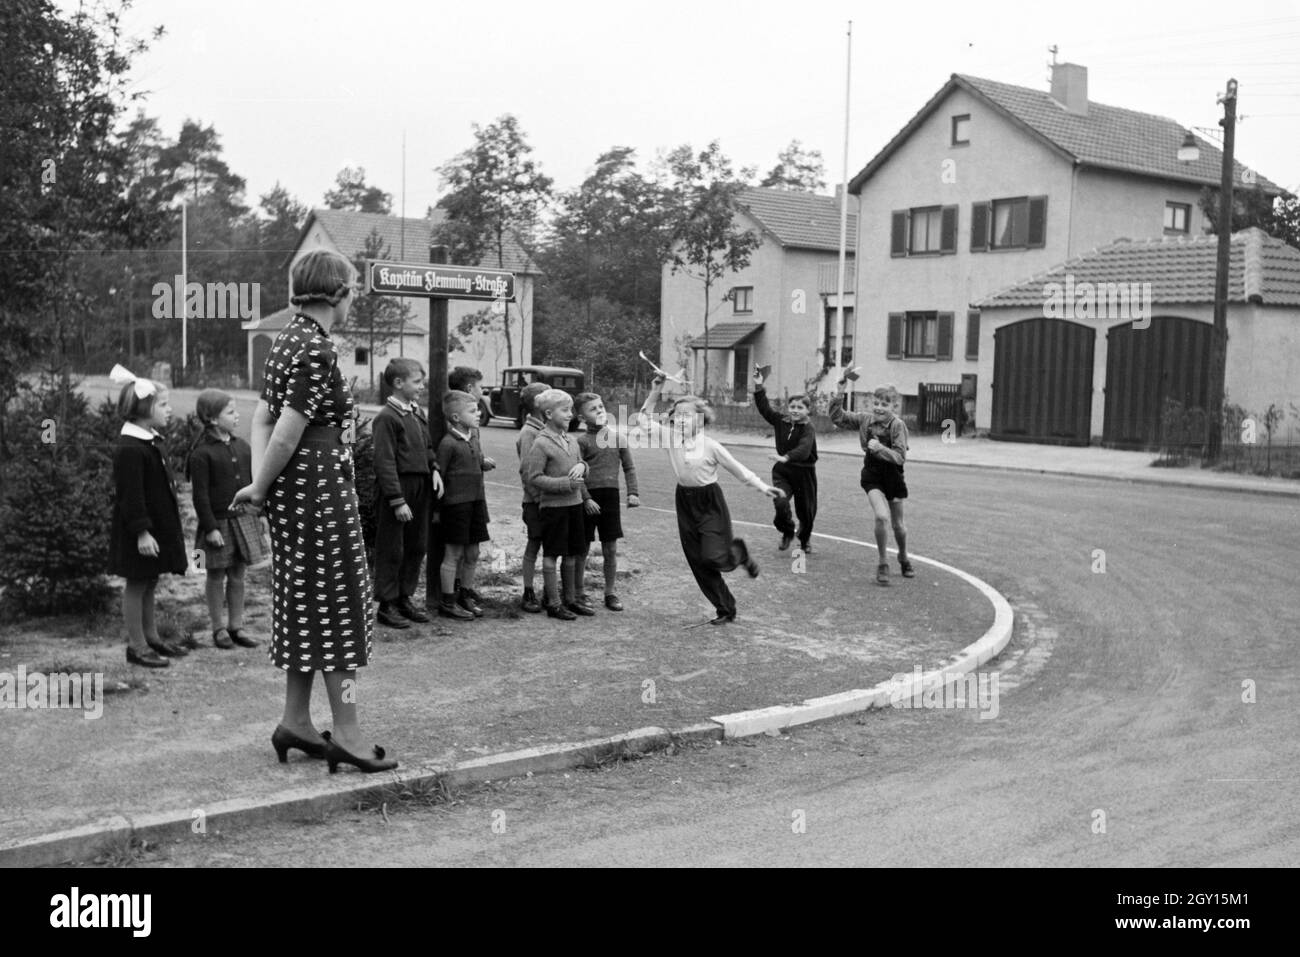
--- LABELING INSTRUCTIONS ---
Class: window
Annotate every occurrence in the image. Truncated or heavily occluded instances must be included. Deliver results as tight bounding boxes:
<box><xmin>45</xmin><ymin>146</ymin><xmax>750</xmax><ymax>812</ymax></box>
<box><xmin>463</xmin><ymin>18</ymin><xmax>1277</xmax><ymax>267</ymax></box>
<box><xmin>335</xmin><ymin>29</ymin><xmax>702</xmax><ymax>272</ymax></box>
<box><xmin>823</xmin><ymin>307</ymin><xmax>854</xmax><ymax>368</ymax></box>
<box><xmin>970</xmin><ymin>196</ymin><xmax>1047</xmax><ymax>251</ymax></box>
<box><xmin>887</xmin><ymin>311</ymin><xmax>954</xmax><ymax>360</ymax></box>
<box><xmin>732</xmin><ymin>286</ymin><xmax>753</xmax><ymax>314</ymax></box>
<box><xmin>891</xmin><ymin>206</ymin><xmax>957</xmax><ymax>257</ymax></box>
<box><xmin>906</xmin><ymin>312</ymin><xmax>937</xmax><ymax>357</ymax></box>
<box><xmin>965</xmin><ymin>310</ymin><xmax>980</xmax><ymax>359</ymax></box>
<box><xmin>1164</xmin><ymin>201</ymin><xmax>1190</xmax><ymax>234</ymax></box>
<box><xmin>355</xmin><ymin>347</ymin><xmax>369</xmax><ymax>365</ymax></box>
<box><xmin>951</xmin><ymin>114</ymin><xmax>970</xmax><ymax>146</ymax></box>
<box><xmin>910</xmin><ymin>207</ymin><xmax>943</xmax><ymax>253</ymax></box>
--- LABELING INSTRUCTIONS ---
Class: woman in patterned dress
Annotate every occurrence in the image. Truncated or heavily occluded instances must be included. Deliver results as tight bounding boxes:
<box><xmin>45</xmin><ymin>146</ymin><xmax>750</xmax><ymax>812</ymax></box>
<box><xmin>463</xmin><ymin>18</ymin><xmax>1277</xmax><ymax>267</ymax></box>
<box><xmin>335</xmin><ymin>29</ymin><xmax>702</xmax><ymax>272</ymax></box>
<box><xmin>231</xmin><ymin>249</ymin><xmax>396</xmax><ymax>773</ymax></box>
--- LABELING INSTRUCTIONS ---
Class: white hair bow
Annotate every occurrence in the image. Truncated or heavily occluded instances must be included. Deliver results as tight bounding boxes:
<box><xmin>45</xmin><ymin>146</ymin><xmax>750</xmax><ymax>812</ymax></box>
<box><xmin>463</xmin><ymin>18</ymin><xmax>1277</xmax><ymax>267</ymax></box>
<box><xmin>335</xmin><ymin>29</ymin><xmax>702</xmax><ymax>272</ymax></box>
<box><xmin>109</xmin><ymin>363</ymin><xmax>158</xmax><ymax>399</ymax></box>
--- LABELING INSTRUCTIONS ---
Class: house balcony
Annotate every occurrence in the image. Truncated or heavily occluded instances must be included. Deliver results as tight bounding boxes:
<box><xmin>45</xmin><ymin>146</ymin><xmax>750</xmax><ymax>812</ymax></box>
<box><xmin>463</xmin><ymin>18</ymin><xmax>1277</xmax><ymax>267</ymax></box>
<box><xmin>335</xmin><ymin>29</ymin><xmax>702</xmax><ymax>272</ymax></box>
<box><xmin>818</xmin><ymin>262</ymin><xmax>856</xmax><ymax>295</ymax></box>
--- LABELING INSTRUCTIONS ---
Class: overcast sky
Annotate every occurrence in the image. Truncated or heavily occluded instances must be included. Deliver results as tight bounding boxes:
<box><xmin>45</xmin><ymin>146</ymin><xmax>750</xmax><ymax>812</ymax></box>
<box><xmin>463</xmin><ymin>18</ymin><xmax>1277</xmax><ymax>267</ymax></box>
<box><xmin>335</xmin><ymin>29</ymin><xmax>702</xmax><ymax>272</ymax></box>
<box><xmin>104</xmin><ymin>0</ymin><xmax>1300</xmax><ymax>217</ymax></box>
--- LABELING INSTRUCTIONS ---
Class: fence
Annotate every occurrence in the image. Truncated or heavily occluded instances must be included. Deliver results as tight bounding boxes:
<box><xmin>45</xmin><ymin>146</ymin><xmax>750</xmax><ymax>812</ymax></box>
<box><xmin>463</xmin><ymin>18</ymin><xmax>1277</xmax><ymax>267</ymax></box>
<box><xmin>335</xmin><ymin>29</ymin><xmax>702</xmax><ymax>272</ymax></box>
<box><xmin>916</xmin><ymin>382</ymin><xmax>964</xmax><ymax>434</ymax></box>
<box><xmin>1157</xmin><ymin>397</ymin><xmax>1300</xmax><ymax>477</ymax></box>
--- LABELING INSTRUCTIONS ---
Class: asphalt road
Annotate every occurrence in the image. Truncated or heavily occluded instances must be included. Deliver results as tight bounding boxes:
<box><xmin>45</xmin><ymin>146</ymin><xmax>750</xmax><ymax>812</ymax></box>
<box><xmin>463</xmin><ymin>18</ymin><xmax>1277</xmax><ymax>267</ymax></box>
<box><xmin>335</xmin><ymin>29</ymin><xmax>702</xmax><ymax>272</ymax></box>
<box><xmin>145</xmin><ymin>413</ymin><xmax>1300</xmax><ymax>867</ymax></box>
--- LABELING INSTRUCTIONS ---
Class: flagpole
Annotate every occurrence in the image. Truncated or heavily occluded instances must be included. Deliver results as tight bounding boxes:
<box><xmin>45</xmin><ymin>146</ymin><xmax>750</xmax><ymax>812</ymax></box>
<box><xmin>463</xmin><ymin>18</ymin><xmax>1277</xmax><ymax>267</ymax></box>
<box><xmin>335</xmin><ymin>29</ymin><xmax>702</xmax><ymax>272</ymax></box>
<box><xmin>400</xmin><ymin>130</ymin><xmax>406</xmax><ymax>356</ymax></box>
<box><xmin>832</xmin><ymin>20</ymin><xmax>852</xmax><ymax>404</ymax></box>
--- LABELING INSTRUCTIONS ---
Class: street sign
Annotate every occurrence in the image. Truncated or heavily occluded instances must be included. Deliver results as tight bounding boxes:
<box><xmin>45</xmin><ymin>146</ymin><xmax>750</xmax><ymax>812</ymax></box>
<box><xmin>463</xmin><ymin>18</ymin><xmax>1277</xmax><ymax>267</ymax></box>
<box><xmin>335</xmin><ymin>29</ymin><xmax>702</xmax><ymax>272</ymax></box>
<box><xmin>365</xmin><ymin>260</ymin><xmax>516</xmax><ymax>302</ymax></box>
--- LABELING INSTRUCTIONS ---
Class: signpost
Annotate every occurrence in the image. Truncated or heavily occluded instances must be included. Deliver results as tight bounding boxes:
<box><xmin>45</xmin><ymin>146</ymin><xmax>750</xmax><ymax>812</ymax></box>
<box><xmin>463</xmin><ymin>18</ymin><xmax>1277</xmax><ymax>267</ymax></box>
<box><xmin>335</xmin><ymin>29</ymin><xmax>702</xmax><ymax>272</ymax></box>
<box><xmin>366</xmin><ymin>260</ymin><xmax>516</xmax><ymax>303</ymax></box>
<box><xmin>364</xmin><ymin>255</ymin><xmax>516</xmax><ymax>610</ymax></box>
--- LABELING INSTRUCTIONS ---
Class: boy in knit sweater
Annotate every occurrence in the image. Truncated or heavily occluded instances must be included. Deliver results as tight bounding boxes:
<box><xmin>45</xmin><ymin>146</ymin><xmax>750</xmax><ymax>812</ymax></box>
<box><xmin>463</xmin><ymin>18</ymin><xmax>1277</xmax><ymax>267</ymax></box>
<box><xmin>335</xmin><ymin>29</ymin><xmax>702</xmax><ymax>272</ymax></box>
<box><xmin>515</xmin><ymin>381</ymin><xmax>550</xmax><ymax>613</ymax></box>
<box><xmin>435</xmin><ymin>390</ymin><xmax>495</xmax><ymax>619</ymax></box>
<box><xmin>752</xmin><ymin>368</ymin><xmax>818</xmax><ymax>553</ymax></box>
<box><xmin>372</xmin><ymin>358</ymin><xmax>437</xmax><ymax>628</ymax></box>
<box><xmin>520</xmin><ymin>389</ymin><xmax>590</xmax><ymax>620</ymax></box>
<box><xmin>575</xmin><ymin>392</ymin><xmax>639</xmax><ymax>611</ymax></box>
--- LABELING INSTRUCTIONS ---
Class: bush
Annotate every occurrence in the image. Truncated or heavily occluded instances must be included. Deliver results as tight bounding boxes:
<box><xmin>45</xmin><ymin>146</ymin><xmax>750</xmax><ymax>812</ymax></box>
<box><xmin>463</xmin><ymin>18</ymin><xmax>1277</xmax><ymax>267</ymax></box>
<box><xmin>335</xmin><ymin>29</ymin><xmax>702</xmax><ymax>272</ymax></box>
<box><xmin>0</xmin><ymin>373</ymin><xmax>118</xmax><ymax>617</ymax></box>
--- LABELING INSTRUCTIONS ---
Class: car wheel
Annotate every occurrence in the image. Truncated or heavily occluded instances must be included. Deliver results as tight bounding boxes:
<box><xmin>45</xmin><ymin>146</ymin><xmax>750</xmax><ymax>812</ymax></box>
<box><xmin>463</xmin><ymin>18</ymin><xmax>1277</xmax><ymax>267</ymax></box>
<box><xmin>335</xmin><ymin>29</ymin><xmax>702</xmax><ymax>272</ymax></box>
<box><xmin>479</xmin><ymin>401</ymin><xmax>491</xmax><ymax>428</ymax></box>
<box><xmin>515</xmin><ymin>411</ymin><xmax>525</xmax><ymax>430</ymax></box>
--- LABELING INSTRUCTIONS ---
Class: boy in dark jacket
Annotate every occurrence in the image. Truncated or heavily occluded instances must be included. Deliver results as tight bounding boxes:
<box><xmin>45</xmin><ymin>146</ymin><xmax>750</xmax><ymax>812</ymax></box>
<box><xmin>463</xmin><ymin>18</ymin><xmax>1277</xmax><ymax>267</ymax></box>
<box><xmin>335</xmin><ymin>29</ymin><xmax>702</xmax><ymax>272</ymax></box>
<box><xmin>753</xmin><ymin>368</ymin><xmax>818</xmax><ymax>552</ymax></box>
<box><xmin>575</xmin><ymin>391</ymin><xmax>639</xmax><ymax>611</ymax></box>
<box><xmin>372</xmin><ymin>358</ymin><xmax>437</xmax><ymax>627</ymax></box>
<box><xmin>435</xmin><ymin>389</ymin><xmax>495</xmax><ymax>620</ymax></box>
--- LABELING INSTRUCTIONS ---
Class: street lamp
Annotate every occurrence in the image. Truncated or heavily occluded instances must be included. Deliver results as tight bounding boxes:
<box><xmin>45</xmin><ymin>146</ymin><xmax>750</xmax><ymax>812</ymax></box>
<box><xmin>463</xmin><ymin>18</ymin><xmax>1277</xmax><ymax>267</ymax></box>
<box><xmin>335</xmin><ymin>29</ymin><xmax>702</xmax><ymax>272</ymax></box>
<box><xmin>1178</xmin><ymin>78</ymin><xmax>1236</xmax><ymax>465</ymax></box>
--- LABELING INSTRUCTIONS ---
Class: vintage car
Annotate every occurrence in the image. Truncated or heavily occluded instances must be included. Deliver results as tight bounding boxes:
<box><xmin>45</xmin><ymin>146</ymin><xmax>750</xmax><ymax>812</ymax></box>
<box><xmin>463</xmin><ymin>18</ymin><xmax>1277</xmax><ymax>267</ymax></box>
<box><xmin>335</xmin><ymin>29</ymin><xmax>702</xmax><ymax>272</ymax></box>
<box><xmin>482</xmin><ymin>365</ymin><xmax>586</xmax><ymax>429</ymax></box>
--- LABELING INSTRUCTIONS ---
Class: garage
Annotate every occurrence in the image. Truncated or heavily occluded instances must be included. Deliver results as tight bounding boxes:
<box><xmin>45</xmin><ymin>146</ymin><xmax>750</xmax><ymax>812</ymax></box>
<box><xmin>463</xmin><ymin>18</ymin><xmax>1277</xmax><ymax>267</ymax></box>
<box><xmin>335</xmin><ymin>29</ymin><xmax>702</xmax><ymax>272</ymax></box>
<box><xmin>1102</xmin><ymin>316</ymin><xmax>1213</xmax><ymax>450</ymax></box>
<box><xmin>990</xmin><ymin>317</ymin><xmax>1094</xmax><ymax>445</ymax></box>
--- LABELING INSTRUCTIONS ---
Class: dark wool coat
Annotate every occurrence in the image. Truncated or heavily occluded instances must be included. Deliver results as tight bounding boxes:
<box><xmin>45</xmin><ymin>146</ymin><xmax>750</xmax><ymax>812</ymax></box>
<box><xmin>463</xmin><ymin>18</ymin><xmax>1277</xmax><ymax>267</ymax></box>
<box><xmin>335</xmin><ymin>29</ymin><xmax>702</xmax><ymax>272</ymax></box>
<box><xmin>108</xmin><ymin>432</ymin><xmax>189</xmax><ymax>579</ymax></box>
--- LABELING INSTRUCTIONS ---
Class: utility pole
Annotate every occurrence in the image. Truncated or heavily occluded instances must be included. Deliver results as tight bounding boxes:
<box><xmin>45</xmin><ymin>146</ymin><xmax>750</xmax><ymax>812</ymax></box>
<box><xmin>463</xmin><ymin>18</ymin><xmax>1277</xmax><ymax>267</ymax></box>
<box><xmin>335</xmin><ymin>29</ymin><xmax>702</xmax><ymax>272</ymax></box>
<box><xmin>1206</xmin><ymin>78</ymin><xmax>1237</xmax><ymax>466</ymax></box>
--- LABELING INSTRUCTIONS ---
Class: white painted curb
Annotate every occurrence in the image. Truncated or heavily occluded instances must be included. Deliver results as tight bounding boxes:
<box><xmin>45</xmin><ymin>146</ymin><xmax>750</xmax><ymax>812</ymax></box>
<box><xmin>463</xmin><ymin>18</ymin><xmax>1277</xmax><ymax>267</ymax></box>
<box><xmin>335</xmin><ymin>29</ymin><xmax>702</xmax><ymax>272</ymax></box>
<box><xmin>710</xmin><ymin>535</ymin><xmax>1015</xmax><ymax>737</ymax></box>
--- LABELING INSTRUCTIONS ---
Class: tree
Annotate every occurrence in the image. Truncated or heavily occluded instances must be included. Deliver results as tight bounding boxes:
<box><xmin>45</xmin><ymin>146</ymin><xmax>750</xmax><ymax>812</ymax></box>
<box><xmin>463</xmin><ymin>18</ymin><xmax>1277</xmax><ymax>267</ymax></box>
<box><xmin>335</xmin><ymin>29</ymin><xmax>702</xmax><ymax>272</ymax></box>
<box><xmin>0</xmin><ymin>0</ymin><xmax>163</xmax><ymax>460</ymax></box>
<box><xmin>338</xmin><ymin>229</ymin><xmax>414</xmax><ymax>392</ymax></box>
<box><xmin>760</xmin><ymin>139</ymin><xmax>827</xmax><ymax>193</ymax></box>
<box><xmin>435</xmin><ymin>115</ymin><xmax>553</xmax><ymax>364</ymax></box>
<box><xmin>534</xmin><ymin>147</ymin><xmax>673</xmax><ymax>384</ymax></box>
<box><xmin>662</xmin><ymin>142</ymin><xmax>762</xmax><ymax>395</ymax></box>
<box><xmin>158</xmin><ymin>119</ymin><xmax>248</xmax><ymax>216</ymax></box>
<box><xmin>323</xmin><ymin>166</ymin><xmax>392</xmax><ymax>214</ymax></box>
<box><xmin>1199</xmin><ymin>184</ymin><xmax>1300</xmax><ymax>250</ymax></box>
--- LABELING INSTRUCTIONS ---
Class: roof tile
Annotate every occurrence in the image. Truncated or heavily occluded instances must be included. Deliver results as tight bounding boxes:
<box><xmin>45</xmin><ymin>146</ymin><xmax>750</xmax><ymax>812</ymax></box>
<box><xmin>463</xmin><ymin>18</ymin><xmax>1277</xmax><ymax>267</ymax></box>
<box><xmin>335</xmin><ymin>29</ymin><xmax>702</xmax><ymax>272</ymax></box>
<box><xmin>975</xmin><ymin>227</ymin><xmax>1300</xmax><ymax>308</ymax></box>
<box><xmin>737</xmin><ymin>188</ymin><xmax>857</xmax><ymax>251</ymax></box>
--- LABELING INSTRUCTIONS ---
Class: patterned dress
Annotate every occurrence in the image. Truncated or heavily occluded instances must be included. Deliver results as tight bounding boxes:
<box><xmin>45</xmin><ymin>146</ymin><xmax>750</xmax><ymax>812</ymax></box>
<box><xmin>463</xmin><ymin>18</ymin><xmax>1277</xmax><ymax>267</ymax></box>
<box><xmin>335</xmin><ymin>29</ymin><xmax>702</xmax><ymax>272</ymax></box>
<box><xmin>260</xmin><ymin>313</ymin><xmax>373</xmax><ymax>671</ymax></box>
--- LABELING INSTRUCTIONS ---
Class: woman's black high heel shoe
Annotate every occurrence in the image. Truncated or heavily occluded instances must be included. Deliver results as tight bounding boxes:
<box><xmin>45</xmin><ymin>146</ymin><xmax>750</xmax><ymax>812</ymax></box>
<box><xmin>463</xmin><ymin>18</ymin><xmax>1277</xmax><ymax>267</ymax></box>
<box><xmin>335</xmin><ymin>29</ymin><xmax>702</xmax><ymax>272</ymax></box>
<box><xmin>271</xmin><ymin>724</ymin><xmax>328</xmax><ymax>763</ymax></box>
<box><xmin>321</xmin><ymin>730</ymin><xmax>398</xmax><ymax>774</ymax></box>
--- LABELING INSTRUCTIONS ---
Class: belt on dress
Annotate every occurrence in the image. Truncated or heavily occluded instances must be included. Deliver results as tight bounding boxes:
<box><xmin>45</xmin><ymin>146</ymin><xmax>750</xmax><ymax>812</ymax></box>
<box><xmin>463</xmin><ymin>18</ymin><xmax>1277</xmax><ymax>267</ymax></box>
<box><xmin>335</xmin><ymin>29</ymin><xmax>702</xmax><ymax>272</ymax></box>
<box><xmin>299</xmin><ymin>425</ymin><xmax>348</xmax><ymax>447</ymax></box>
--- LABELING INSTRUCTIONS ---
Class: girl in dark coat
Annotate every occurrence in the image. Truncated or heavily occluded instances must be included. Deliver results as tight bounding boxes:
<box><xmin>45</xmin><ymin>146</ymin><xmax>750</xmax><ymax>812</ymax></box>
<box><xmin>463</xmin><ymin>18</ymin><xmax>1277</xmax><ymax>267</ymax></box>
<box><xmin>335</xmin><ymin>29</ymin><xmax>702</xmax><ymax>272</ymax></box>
<box><xmin>189</xmin><ymin>389</ymin><xmax>266</xmax><ymax>650</ymax></box>
<box><xmin>107</xmin><ymin>366</ymin><xmax>188</xmax><ymax>667</ymax></box>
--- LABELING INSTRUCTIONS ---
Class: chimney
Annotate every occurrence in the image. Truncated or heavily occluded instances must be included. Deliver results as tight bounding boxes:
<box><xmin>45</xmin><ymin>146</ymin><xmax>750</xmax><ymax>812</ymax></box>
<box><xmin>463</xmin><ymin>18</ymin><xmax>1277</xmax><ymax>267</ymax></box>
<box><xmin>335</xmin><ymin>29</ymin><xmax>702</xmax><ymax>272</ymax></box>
<box><xmin>1050</xmin><ymin>62</ymin><xmax>1088</xmax><ymax>116</ymax></box>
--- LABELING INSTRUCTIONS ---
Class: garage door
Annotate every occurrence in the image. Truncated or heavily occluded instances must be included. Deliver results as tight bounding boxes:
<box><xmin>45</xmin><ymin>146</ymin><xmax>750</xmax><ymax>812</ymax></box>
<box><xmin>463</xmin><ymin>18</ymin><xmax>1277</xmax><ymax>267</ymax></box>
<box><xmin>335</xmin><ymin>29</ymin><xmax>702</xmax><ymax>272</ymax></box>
<box><xmin>991</xmin><ymin>318</ymin><xmax>1095</xmax><ymax>445</ymax></box>
<box><xmin>1103</xmin><ymin>316</ymin><xmax>1212</xmax><ymax>450</ymax></box>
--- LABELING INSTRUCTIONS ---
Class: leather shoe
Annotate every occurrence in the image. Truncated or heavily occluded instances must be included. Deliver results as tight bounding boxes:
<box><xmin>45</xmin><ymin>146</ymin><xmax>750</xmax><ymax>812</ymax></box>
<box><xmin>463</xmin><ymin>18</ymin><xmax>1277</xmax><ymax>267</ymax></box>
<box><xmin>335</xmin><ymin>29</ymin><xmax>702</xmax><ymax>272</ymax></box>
<box><xmin>604</xmin><ymin>594</ymin><xmax>623</xmax><ymax>611</ymax></box>
<box><xmin>456</xmin><ymin>590</ymin><xmax>484</xmax><ymax>617</ymax></box>
<box><xmin>213</xmin><ymin>628</ymin><xmax>235</xmax><ymax>649</ymax></box>
<box><xmin>395</xmin><ymin>597</ymin><xmax>431</xmax><ymax>623</ymax></box>
<box><xmin>520</xmin><ymin>589</ymin><xmax>542</xmax><ymax>613</ymax></box>
<box><xmin>566</xmin><ymin>600</ymin><xmax>595</xmax><ymax>617</ymax></box>
<box><xmin>228</xmin><ymin>628</ymin><xmax>260</xmax><ymax>648</ymax></box>
<box><xmin>322</xmin><ymin>730</ymin><xmax>398</xmax><ymax>774</ymax></box>
<box><xmin>377</xmin><ymin>604</ymin><xmax>411</xmax><ymax>628</ymax></box>
<box><xmin>127</xmin><ymin>646</ymin><xmax>170</xmax><ymax>668</ymax></box>
<box><xmin>710</xmin><ymin>612</ymin><xmax>736</xmax><ymax>626</ymax></box>
<box><xmin>546</xmin><ymin>603</ymin><xmax>577</xmax><ymax>621</ymax></box>
<box><xmin>438</xmin><ymin>594</ymin><xmax>474</xmax><ymax>620</ymax></box>
<box><xmin>148</xmin><ymin>638</ymin><xmax>188</xmax><ymax>657</ymax></box>
<box><xmin>778</xmin><ymin>533</ymin><xmax>793</xmax><ymax>551</ymax></box>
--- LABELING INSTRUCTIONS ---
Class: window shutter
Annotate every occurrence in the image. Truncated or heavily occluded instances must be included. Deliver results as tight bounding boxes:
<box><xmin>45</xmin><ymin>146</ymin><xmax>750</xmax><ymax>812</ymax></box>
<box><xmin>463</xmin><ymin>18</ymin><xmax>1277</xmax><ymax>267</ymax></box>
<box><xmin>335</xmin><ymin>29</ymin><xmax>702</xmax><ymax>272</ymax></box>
<box><xmin>887</xmin><ymin>313</ymin><xmax>904</xmax><ymax>359</ymax></box>
<box><xmin>940</xmin><ymin>206</ymin><xmax>957</xmax><ymax>253</ymax></box>
<box><xmin>965</xmin><ymin>310</ymin><xmax>980</xmax><ymax>359</ymax></box>
<box><xmin>970</xmin><ymin>202</ymin><xmax>990</xmax><ymax>251</ymax></box>
<box><xmin>1027</xmin><ymin>196</ymin><xmax>1047</xmax><ymax>247</ymax></box>
<box><xmin>890</xmin><ymin>211</ymin><xmax>908</xmax><ymax>257</ymax></box>
<box><xmin>937</xmin><ymin>312</ymin><xmax>954</xmax><ymax>360</ymax></box>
